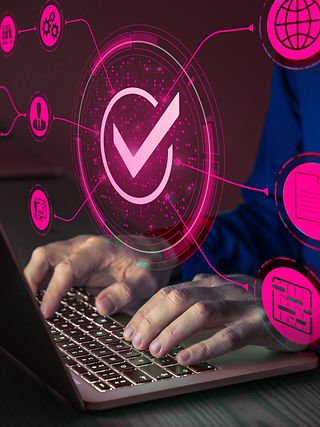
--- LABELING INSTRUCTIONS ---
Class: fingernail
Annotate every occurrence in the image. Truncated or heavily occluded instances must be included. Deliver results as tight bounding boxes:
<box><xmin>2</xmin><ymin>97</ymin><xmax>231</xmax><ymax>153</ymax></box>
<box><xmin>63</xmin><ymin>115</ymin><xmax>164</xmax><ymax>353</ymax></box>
<box><xmin>100</xmin><ymin>295</ymin><xmax>115</xmax><ymax>315</ymax></box>
<box><xmin>123</xmin><ymin>325</ymin><xmax>134</xmax><ymax>340</ymax></box>
<box><xmin>150</xmin><ymin>340</ymin><xmax>161</xmax><ymax>355</ymax></box>
<box><xmin>178</xmin><ymin>350</ymin><xmax>191</xmax><ymax>365</ymax></box>
<box><xmin>132</xmin><ymin>332</ymin><xmax>142</xmax><ymax>348</ymax></box>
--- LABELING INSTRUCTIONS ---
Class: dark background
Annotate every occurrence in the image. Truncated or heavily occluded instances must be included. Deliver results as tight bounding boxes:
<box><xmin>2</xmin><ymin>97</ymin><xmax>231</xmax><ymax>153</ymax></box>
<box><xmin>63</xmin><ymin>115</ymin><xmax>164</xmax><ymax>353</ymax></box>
<box><xmin>0</xmin><ymin>0</ymin><xmax>273</xmax><ymax>210</ymax></box>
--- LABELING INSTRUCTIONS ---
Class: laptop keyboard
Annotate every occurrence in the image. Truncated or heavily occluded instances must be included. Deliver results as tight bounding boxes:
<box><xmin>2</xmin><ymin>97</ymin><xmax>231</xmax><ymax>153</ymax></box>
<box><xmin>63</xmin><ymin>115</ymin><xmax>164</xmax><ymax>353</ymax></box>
<box><xmin>37</xmin><ymin>288</ymin><xmax>216</xmax><ymax>392</ymax></box>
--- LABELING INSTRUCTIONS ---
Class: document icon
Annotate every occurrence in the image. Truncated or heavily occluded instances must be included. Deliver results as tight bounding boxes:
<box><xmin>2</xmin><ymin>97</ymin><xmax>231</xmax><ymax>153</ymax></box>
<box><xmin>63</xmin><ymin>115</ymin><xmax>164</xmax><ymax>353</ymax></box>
<box><xmin>295</xmin><ymin>172</ymin><xmax>320</xmax><ymax>223</ymax></box>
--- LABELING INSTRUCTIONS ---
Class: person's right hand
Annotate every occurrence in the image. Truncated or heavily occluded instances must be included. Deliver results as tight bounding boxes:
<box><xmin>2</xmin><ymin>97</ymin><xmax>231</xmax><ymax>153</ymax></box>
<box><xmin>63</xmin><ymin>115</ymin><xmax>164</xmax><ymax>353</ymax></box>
<box><xmin>24</xmin><ymin>235</ymin><xmax>173</xmax><ymax>319</ymax></box>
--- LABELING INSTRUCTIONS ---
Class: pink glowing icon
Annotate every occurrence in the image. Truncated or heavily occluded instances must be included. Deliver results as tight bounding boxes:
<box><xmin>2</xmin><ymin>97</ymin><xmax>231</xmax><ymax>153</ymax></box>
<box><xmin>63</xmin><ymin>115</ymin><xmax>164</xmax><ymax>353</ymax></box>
<box><xmin>283</xmin><ymin>162</ymin><xmax>320</xmax><ymax>241</ymax></box>
<box><xmin>267</xmin><ymin>0</ymin><xmax>320</xmax><ymax>62</ymax></box>
<box><xmin>0</xmin><ymin>14</ymin><xmax>16</xmax><ymax>55</ymax></box>
<box><xmin>100</xmin><ymin>87</ymin><xmax>179</xmax><ymax>205</ymax></box>
<box><xmin>261</xmin><ymin>265</ymin><xmax>320</xmax><ymax>345</ymax></box>
<box><xmin>29</xmin><ymin>186</ymin><xmax>52</xmax><ymax>235</ymax></box>
<box><xmin>39</xmin><ymin>1</ymin><xmax>63</xmax><ymax>51</ymax></box>
<box><xmin>28</xmin><ymin>93</ymin><xmax>51</xmax><ymax>141</ymax></box>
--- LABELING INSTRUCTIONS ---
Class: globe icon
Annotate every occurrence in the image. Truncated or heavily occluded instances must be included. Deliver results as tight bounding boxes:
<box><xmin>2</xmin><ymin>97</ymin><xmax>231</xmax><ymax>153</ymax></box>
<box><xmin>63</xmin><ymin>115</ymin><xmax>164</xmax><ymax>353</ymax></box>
<box><xmin>274</xmin><ymin>0</ymin><xmax>320</xmax><ymax>50</ymax></box>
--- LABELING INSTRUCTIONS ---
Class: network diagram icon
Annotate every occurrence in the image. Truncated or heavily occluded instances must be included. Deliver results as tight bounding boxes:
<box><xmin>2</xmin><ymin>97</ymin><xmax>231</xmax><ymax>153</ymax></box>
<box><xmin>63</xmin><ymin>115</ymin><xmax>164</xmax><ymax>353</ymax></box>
<box><xmin>261</xmin><ymin>0</ymin><xmax>320</xmax><ymax>68</ymax></box>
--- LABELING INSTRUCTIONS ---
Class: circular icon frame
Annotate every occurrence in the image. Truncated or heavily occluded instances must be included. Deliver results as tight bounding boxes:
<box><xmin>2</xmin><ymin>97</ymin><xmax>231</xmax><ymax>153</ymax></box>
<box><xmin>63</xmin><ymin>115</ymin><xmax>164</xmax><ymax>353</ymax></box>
<box><xmin>0</xmin><ymin>12</ymin><xmax>17</xmax><ymax>56</ymax></box>
<box><xmin>38</xmin><ymin>0</ymin><xmax>64</xmax><ymax>52</ymax></box>
<box><xmin>256</xmin><ymin>257</ymin><xmax>320</xmax><ymax>349</ymax></box>
<box><xmin>260</xmin><ymin>0</ymin><xmax>320</xmax><ymax>69</ymax></box>
<box><xmin>73</xmin><ymin>25</ymin><xmax>225</xmax><ymax>270</ymax></box>
<box><xmin>29</xmin><ymin>184</ymin><xmax>53</xmax><ymax>236</ymax></box>
<box><xmin>27</xmin><ymin>91</ymin><xmax>52</xmax><ymax>142</ymax></box>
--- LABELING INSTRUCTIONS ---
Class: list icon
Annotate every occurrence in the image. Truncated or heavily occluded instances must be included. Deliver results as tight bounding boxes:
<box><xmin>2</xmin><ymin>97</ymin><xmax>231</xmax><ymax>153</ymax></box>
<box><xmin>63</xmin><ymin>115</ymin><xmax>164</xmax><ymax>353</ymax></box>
<box><xmin>0</xmin><ymin>14</ymin><xmax>17</xmax><ymax>55</ymax></box>
<box><xmin>29</xmin><ymin>185</ymin><xmax>52</xmax><ymax>235</ymax></box>
<box><xmin>28</xmin><ymin>93</ymin><xmax>51</xmax><ymax>141</ymax></box>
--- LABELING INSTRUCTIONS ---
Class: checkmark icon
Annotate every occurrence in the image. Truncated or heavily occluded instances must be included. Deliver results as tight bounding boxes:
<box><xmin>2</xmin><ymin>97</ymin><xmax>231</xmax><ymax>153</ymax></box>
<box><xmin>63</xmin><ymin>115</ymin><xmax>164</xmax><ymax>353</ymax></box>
<box><xmin>113</xmin><ymin>92</ymin><xmax>180</xmax><ymax>179</ymax></box>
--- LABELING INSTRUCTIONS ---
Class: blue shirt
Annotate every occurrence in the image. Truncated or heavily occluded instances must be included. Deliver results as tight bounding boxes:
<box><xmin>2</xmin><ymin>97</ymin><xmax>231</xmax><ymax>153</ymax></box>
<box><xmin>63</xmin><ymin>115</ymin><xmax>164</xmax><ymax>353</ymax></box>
<box><xmin>181</xmin><ymin>64</ymin><xmax>320</xmax><ymax>281</ymax></box>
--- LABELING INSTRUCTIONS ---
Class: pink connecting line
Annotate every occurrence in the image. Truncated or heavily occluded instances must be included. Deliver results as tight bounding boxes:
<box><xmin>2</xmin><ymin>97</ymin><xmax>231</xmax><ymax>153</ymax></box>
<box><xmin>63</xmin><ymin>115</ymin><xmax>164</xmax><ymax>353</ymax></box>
<box><xmin>18</xmin><ymin>26</ymin><xmax>37</xmax><ymax>35</ymax></box>
<box><xmin>0</xmin><ymin>85</ymin><xmax>26</xmax><ymax>137</ymax></box>
<box><xmin>178</xmin><ymin>161</ymin><xmax>269</xmax><ymax>196</ymax></box>
<box><xmin>165</xmin><ymin>193</ymin><xmax>249</xmax><ymax>292</ymax></box>
<box><xmin>65</xmin><ymin>18</ymin><xmax>114</xmax><ymax>93</ymax></box>
<box><xmin>54</xmin><ymin>177</ymin><xmax>105</xmax><ymax>222</ymax></box>
<box><xmin>165</xmin><ymin>24</ymin><xmax>254</xmax><ymax>99</ymax></box>
<box><xmin>53</xmin><ymin>115</ymin><xmax>98</xmax><ymax>135</ymax></box>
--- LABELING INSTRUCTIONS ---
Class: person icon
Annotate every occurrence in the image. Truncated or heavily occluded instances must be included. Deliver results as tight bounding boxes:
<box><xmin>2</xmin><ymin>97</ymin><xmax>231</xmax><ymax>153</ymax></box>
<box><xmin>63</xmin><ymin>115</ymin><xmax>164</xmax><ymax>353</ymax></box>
<box><xmin>32</xmin><ymin>101</ymin><xmax>47</xmax><ymax>132</ymax></box>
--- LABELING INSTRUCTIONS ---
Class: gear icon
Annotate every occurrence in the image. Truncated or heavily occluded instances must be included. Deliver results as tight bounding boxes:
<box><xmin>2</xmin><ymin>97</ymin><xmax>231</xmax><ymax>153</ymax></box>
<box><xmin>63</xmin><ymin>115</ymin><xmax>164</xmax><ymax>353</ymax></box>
<box><xmin>42</xmin><ymin>18</ymin><xmax>51</xmax><ymax>37</ymax></box>
<box><xmin>51</xmin><ymin>23</ymin><xmax>59</xmax><ymax>39</ymax></box>
<box><xmin>49</xmin><ymin>11</ymin><xmax>56</xmax><ymax>22</ymax></box>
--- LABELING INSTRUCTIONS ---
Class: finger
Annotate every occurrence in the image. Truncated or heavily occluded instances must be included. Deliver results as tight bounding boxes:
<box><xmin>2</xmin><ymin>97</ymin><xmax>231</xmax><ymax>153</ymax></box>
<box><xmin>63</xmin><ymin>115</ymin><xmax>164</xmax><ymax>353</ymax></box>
<box><xmin>149</xmin><ymin>300</ymin><xmax>249</xmax><ymax>357</ymax></box>
<box><xmin>177</xmin><ymin>317</ymin><xmax>259</xmax><ymax>365</ymax></box>
<box><xmin>124</xmin><ymin>286</ymin><xmax>215</xmax><ymax>350</ymax></box>
<box><xmin>41</xmin><ymin>239</ymin><xmax>112</xmax><ymax>318</ymax></box>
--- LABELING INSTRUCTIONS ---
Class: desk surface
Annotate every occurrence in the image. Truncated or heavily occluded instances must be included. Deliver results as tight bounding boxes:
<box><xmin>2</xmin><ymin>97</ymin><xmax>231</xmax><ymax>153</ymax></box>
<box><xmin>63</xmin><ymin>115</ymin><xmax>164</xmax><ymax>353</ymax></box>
<box><xmin>1</xmin><ymin>351</ymin><xmax>320</xmax><ymax>427</ymax></box>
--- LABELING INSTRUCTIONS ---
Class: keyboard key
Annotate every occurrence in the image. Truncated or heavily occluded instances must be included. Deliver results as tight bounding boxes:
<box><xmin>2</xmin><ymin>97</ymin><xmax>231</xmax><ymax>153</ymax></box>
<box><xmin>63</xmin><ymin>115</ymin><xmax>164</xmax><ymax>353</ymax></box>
<box><xmin>86</xmin><ymin>362</ymin><xmax>109</xmax><ymax>373</ymax></box>
<box><xmin>65</xmin><ymin>329</ymin><xmax>83</xmax><ymax>338</ymax></box>
<box><xmin>94</xmin><ymin>317</ymin><xmax>113</xmax><ymax>326</ymax></box>
<box><xmin>62</xmin><ymin>355</ymin><xmax>77</xmax><ymax>367</ymax></box>
<box><xmin>71</xmin><ymin>318</ymin><xmax>91</xmax><ymax>327</ymax></box>
<box><xmin>169</xmin><ymin>346</ymin><xmax>184</xmax><ymax>357</ymax></box>
<box><xmin>77</xmin><ymin>355</ymin><xmax>98</xmax><ymax>365</ymax></box>
<box><xmin>82</xmin><ymin>341</ymin><xmax>104</xmax><ymax>351</ymax></box>
<box><xmin>89</xmin><ymin>329</ymin><xmax>110</xmax><ymax>339</ymax></box>
<box><xmin>98</xmin><ymin>369</ymin><xmax>120</xmax><ymax>381</ymax></box>
<box><xmin>154</xmin><ymin>356</ymin><xmax>176</xmax><ymax>367</ymax></box>
<box><xmin>119</xmin><ymin>349</ymin><xmax>140</xmax><ymax>359</ymax></box>
<box><xmin>72</xmin><ymin>364</ymin><xmax>88</xmax><ymax>375</ymax></box>
<box><xmin>58</xmin><ymin>322</ymin><xmax>74</xmax><ymax>332</ymax></box>
<box><xmin>68</xmin><ymin>348</ymin><xmax>88</xmax><ymax>358</ymax></box>
<box><xmin>112</xmin><ymin>329</ymin><xmax>124</xmax><ymax>339</ymax></box>
<box><xmin>63</xmin><ymin>311</ymin><xmax>81</xmax><ymax>321</ymax></box>
<box><xmin>81</xmin><ymin>372</ymin><xmax>99</xmax><ymax>384</ymax></box>
<box><xmin>92</xmin><ymin>348</ymin><xmax>113</xmax><ymax>357</ymax></box>
<box><xmin>81</xmin><ymin>324</ymin><xmax>96</xmax><ymax>332</ymax></box>
<box><xmin>142</xmin><ymin>349</ymin><xmax>156</xmax><ymax>359</ymax></box>
<box><xmin>98</xmin><ymin>335</ymin><xmax>119</xmax><ymax>345</ymax></box>
<box><xmin>130</xmin><ymin>356</ymin><xmax>152</xmax><ymax>367</ymax></box>
<box><xmin>52</xmin><ymin>334</ymin><xmax>68</xmax><ymax>343</ymax></box>
<box><xmin>104</xmin><ymin>323</ymin><xmax>123</xmax><ymax>332</ymax></box>
<box><xmin>124</xmin><ymin>369</ymin><xmax>153</xmax><ymax>384</ymax></box>
<box><xmin>92</xmin><ymin>381</ymin><xmax>111</xmax><ymax>392</ymax></box>
<box><xmin>73</xmin><ymin>334</ymin><xmax>94</xmax><ymax>344</ymax></box>
<box><xmin>58</xmin><ymin>341</ymin><xmax>77</xmax><ymax>351</ymax></box>
<box><xmin>108</xmin><ymin>378</ymin><xmax>132</xmax><ymax>388</ymax></box>
<box><xmin>107</xmin><ymin>342</ymin><xmax>130</xmax><ymax>352</ymax></box>
<box><xmin>112</xmin><ymin>361</ymin><xmax>135</xmax><ymax>372</ymax></box>
<box><xmin>102</xmin><ymin>354</ymin><xmax>124</xmax><ymax>365</ymax></box>
<box><xmin>141</xmin><ymin>365</ymin><xmax>173</xmax><ymax>380</ymax></box>
<box><xmin>166</xmin><ymin>365</ymin><xmax>193</xmax><ymax>376</ymax></box>
<box><xmin>189</xmin><ymin>362</ymin><xmax>216</xmax><ymax>372</ymax></box>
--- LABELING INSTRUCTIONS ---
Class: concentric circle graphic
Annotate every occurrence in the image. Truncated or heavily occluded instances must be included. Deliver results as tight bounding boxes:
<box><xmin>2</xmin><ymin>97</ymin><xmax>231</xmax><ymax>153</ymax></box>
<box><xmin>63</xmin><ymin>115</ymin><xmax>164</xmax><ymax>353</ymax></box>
<box><xmin>73</xmin><ymin>26</ymin><xmax>224</xmax><ymax>269</ymax></box>
<box><xmin>256</xmin><ymin>258</ymin><xmax>320</xmax><ymax>348</ymax></box>
<box><xmin>260</xmin><ymin>0</ymin><xmax>320</xmax><ymax>69</ymax></box>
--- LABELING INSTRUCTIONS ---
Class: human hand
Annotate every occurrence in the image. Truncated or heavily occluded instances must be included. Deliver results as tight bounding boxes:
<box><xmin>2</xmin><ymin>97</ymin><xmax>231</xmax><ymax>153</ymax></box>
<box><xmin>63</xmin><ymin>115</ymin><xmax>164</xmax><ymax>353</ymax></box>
<box><xmin>123</xmin><ymin>274</ymin><xmax>287</xmax><ymax>365</ymax></box>
<box><xmin>24</xmin><ymin>235</ymin><xmax>173</xmax><ymax>319</ymax></box>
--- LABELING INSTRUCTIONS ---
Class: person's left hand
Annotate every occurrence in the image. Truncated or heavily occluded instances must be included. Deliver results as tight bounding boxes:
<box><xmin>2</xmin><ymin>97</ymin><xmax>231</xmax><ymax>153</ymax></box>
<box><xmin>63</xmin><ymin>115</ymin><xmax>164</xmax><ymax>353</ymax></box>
<box><xmin>123</xmin><ymin>274</ymin><xmax>285</xmax><ymax>365</ymax></box>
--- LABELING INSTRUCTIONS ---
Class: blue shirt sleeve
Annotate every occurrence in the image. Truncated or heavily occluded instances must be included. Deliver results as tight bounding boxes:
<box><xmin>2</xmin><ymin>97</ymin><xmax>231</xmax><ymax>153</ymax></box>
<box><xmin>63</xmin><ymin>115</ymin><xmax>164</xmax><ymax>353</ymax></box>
<box><xmin>181</xmin><ymin>66</ymin><xmax>303</xmax><ymax>282</ymax></box>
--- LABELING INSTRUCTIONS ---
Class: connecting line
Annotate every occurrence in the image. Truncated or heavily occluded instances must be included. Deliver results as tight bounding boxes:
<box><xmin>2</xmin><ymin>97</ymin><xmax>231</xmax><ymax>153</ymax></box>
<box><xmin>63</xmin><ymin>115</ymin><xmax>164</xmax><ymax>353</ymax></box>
<box><xmin>54</xmin><ymin>177</ymin><xmax>105</xmax><ymax>222</ymax></box>
<box><xmin>165</xmin><ymin>24</ymin><xmax>254</xmax><ymax>99</ymax></box>
<box><xmin>165</xmin><ymin>193</ymin><xmax>249</xmax><ymax>292</ymax></box>
<box><xmin>178</xmin><ymin>161</ymin><xmax>269</xmax><ymax>196</ymax></box>
<box><xmin>65</xmin><ymin>18</ymin><xmax>114</xmax><ymax>93</ymax></box>
<box><xmin>0</xmin><ymin>85</ymin><xmax>26</xmax><ymax>137</ymax></box>
<box><xmin>53</xmin><ymin>116</ymin><xmax>99</xmax><ymax>135</ymax></box>
<box><xmin>18</xmin><ymin>27</ymin><xmax>37</xmax><ymax>34</ymax></box>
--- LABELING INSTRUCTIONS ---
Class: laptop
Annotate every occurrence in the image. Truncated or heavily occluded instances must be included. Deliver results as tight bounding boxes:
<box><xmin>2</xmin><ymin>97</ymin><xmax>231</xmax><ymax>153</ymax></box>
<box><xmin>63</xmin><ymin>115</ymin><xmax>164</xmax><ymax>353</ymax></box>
<box><xmin>0</xmin><ymin>224</ymin><xmax>318</xmax><ymax>410</ymax></box>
